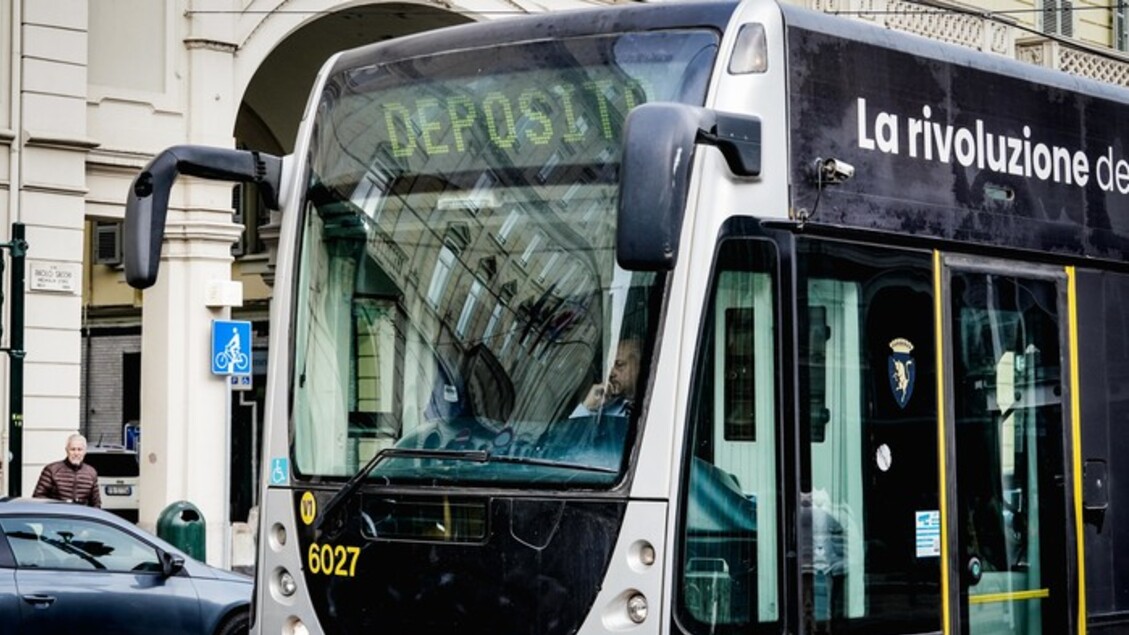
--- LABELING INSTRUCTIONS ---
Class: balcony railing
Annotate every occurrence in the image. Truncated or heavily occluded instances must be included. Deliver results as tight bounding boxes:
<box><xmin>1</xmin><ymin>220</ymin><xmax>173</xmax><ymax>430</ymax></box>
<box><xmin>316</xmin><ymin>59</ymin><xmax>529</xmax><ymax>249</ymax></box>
<box><xmin>802</xmin><ymin>0</ymin><xmax>1129</xmax><ymax>89</ymax></box>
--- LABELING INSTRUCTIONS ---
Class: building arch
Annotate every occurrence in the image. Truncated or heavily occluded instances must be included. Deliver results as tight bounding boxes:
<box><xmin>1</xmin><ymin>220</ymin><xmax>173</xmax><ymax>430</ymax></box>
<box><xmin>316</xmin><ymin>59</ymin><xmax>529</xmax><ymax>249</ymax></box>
<box><xmin>233</xmin><ymin>1</ymin><xmax>472</xmax><ymax>154</ymax></box>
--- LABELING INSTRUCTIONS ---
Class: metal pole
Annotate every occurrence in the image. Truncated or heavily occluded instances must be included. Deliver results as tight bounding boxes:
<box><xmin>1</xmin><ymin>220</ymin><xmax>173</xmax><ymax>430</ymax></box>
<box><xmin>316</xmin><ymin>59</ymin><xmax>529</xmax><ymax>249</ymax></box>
<box><xmin>7</xmin><ymin>222</ymin><xmax>26</xmax><ymax>497</ymax></box>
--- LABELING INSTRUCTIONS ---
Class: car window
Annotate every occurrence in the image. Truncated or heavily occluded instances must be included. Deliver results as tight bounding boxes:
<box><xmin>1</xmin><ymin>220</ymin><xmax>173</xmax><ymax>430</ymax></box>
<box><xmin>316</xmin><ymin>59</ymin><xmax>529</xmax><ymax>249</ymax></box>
<box><xmin>0</xmin><ymin>517</ymin><xmax>162</xmax><ymax>572</ymax></box>
<box><xmin>2</xmin><ymin>520</ymin><xmax>50</xmax><ymax>568</ymax></box>
<box><xmin>84</xmin><ymin>450</ymin><xmax>139</xmax><ymax>477</ymax></box>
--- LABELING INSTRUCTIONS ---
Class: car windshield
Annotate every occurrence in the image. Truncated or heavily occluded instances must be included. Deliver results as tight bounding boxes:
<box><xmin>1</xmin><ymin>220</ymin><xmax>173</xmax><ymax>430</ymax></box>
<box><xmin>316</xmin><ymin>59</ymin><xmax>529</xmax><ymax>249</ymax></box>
<box><xmin>293</xmin><ymin>30</ymin><xmax>718</xmax><ymax>486</ymax></box>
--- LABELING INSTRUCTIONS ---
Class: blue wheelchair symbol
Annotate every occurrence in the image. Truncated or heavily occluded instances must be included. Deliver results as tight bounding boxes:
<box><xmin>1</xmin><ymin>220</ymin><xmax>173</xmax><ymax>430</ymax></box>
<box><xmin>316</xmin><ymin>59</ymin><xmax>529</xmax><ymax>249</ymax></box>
<box><xmin>270</xmin><ymin>458</ymin><xmax>289</xmax><ymax>485</ymax></box>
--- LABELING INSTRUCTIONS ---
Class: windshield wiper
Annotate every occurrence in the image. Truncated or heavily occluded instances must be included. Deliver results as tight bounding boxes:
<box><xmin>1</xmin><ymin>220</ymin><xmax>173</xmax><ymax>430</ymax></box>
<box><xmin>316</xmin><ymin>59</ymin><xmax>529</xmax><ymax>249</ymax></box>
<box><xmin>316</xmin><ymin>447</ymin><xmax>617</xmax><ymax>530</ymax></box>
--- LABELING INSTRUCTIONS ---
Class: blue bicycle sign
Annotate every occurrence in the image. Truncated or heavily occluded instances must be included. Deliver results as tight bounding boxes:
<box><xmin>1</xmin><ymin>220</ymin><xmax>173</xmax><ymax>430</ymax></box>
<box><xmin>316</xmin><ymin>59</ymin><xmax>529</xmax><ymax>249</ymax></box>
<box><xmin>212</xmin><ymin>319</ymin><xmax>252</xmax><ymax>375</ymax></box>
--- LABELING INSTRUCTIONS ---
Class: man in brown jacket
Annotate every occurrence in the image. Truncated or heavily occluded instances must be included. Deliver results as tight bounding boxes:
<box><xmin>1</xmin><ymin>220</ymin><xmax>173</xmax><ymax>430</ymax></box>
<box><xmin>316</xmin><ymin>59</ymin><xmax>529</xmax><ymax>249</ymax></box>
<box><xmin>32</xmin><ymin>433</ymin><xmax>101</xmax><ymax>507</ymax></box>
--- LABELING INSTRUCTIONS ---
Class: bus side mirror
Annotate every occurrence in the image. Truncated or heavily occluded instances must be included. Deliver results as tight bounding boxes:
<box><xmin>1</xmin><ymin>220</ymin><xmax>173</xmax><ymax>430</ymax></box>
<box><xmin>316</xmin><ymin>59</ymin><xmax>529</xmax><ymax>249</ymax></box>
<box><xmin>124</xmin><ymin>145</ymin><xmax>283</xmax><ymax>289</ymax></box>
<box><xmin>617</xmin><ymin>104</ymin><xmax>761</xmax><ymax>271</ymax></box>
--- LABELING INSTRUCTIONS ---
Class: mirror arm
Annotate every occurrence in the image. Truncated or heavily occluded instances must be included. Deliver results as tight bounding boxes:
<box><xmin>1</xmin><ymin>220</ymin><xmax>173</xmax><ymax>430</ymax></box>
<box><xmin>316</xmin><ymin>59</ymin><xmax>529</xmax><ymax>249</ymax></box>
<box><xmin>124</xmin><ymin>145</ymin><xmax>283</xmax><ymax>290</ymax></box>
<box><xmin>698</xmin><ymin>112</ymin><xmax>762</xmax><ymax>177</ymax></box>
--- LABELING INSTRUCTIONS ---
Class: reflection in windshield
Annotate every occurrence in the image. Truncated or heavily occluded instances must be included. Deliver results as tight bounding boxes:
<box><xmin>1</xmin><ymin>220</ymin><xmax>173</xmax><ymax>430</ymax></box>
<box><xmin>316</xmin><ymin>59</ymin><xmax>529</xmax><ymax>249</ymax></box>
<box><xmin>292</xmin><ymin>31</ymin><xmax>718</xmax><ymax>486</ymax></box>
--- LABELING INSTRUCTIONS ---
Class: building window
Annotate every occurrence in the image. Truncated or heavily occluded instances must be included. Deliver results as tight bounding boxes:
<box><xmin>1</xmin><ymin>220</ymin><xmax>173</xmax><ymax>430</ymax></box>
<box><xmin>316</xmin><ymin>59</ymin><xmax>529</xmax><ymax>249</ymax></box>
<box><xmin>521</xmin><ymin>233</ymin><xmax>543</xmax><ymax>266</ymax></box>
<box><xmin>350</xmin><ymin>166</ymin><xmax>392</xmax><ymax>221</ymax></box>
<box><xmin>502</xmin><ymin>321</ymin><xmax>518</xmax><ymax>355</ymax></box>
<box><xmin>469</xmin><ymin>171</ymin><xmax>498</xmax><ymax>212</ymax></box>
<box><xmin>1042</xmin><ymin>0</ymin><xmax>1074</xmax><ymax>37</ymax></box>
<box><xmin>428</xmin><ymin>247</ymin><xmax>456</xmax><ymax>307</ymax></box>
<box><xmin>497</xmin><ymin>210</ymin><xmax>520</xmax><ymax>245</ymax></box>
<box><xmin>558</xmin><ymin>263</ymin><xmax>580</xmax><ymax>295</ymax></box>
<box><xmin>457</xmin><ymin>281</ymin><xmax>484</xmax><ymax>337</ymax></box>
<box><xmin>538</xmin><ymin>253</ymin><xmax>560</xmax><ymax>284</ymax></box>
<box><xmin>1117</xmin><ymin>0</ymin><xmax>1128</xmax><ymax>51</ymax></box>
<box><xmin>484</xmin><ymin>303</ymin><xmax>504</xmax><ymax>342</ymax></box>
<box><xmin>538</xmin><ymin>151</ymin><xmax>562</xmax><ymax>183</ymax></box>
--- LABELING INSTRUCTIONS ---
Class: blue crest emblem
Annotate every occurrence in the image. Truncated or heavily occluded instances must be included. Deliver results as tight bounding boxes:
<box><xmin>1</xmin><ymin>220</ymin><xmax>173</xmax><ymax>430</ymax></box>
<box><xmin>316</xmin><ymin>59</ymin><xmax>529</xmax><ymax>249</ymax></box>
<box><xmin>888</xmin><ymin>338</ymin><xmax>916</xmax><ymax>409</ymax></box>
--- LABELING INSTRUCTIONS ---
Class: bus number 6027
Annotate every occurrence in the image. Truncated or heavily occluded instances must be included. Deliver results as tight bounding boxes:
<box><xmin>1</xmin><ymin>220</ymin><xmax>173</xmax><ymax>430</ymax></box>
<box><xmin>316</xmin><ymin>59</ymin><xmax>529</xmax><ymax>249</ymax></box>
<box><xmin>308</xmin><ymin>543</ymin><xmax>360</xmax><ymax>577</ymax></box>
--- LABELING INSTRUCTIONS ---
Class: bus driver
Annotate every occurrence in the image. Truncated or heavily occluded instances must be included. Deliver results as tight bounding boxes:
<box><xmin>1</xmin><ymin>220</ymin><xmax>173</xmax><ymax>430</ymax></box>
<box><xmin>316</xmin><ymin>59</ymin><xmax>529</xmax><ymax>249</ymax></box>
<box><xmin>571</xmin><ymin>339</ymin><xmax>640</xmax><ymax>418</ymax></box>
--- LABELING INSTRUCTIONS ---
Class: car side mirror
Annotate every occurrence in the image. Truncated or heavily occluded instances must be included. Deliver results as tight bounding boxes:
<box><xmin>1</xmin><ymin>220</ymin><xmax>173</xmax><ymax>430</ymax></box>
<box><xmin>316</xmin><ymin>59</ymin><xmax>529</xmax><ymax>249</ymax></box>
<box><xmin>159</xmin><ymin>549</ymin><xmax>186</xmax><ymax>577</ymax></box>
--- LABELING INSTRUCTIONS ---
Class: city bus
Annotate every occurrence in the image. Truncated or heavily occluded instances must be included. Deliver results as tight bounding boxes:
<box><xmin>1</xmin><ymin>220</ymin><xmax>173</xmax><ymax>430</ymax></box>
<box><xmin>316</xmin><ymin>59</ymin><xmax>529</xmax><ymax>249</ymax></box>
<box><xmin>121</xmin><ymin>0</ymin><xmax>1129</xmax><ymax>633</ymax></box>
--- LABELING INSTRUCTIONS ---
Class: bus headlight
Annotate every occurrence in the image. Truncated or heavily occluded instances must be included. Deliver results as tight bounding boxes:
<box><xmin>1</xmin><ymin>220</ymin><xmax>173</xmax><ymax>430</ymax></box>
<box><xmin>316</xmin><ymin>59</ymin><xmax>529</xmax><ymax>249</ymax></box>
<box><xmin>627</xmin><ymin>593</ymin><xmax>648</xmax><ymax>624</ymax></box>
<box><xmin>279</xmin><ymin>570</ymin><xmax>297</xmax><ymax>597</ymax></box>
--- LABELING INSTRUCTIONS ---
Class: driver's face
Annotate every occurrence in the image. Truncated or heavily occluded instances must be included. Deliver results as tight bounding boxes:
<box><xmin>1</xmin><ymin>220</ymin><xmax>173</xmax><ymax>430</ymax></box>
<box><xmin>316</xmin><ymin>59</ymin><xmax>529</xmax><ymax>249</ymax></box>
<box><xmin>607</xmin><ymin>340</ymin><xmax>640</xmax><ymax>399</ymax></box>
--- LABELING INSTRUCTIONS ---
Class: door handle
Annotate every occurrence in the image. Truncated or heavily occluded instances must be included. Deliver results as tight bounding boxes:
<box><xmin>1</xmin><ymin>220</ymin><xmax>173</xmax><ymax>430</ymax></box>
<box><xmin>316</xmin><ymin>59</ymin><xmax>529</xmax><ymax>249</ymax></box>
<box><xmin>21</xmin><ymin>594</ymin><xmax>56</xmax><ymax>608</ymax></box>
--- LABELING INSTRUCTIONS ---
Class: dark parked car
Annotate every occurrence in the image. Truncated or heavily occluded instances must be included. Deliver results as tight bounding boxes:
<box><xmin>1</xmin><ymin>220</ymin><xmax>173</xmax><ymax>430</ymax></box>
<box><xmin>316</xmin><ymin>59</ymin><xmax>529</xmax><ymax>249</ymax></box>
<box><xmin>0</xmin><ymin>498</ymin><xmax>250</xmax><ymax>635</ymax></box>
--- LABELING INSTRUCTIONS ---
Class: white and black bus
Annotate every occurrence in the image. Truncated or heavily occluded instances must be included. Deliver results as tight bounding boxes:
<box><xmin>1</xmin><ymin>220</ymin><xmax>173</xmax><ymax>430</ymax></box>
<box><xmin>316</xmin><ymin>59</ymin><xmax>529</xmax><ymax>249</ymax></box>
<box><xmin>123</xmin><ymin>0</ymin><xmax>1129</xmax><ymax>633</ymax></box>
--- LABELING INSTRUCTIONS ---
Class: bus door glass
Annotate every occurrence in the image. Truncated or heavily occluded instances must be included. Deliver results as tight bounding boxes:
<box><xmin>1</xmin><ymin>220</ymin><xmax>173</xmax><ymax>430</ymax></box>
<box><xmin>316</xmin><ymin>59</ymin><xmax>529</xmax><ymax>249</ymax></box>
<box><xmin>945</xmin><ymin>261</ymin><xmax>1072</xmax><ymax>635</ymax></box>
<box><xmin>676</xmin><ymin>237</ymin><xmax>780</xmax><ymax>635</ymax></box>
<box><xmin>797</xmin><ymin>239</ymin><xmax>940</xmax><ymax>634</ymax></box>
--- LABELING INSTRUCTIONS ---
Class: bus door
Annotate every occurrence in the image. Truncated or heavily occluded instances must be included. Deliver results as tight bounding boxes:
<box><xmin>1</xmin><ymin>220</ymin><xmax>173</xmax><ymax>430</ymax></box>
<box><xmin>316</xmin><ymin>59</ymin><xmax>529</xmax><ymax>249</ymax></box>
<box><xmin>943</xmin><ymin>258</ymin><xmax>1074</xmax><ymax>635</ymax></box>
<box><xmin>796</xmin><ymin>239</ymin><xmax>942</xmax><ymax>634</ymax></box>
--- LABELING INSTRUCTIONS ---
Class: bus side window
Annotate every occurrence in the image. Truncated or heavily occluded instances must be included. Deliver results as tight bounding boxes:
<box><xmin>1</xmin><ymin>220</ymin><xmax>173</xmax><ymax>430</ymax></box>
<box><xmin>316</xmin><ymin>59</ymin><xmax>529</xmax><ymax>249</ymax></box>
<box><xmin>676</xmin><ymin>239</ymin><xmax>779</xmax><ymax>633</ymax></box>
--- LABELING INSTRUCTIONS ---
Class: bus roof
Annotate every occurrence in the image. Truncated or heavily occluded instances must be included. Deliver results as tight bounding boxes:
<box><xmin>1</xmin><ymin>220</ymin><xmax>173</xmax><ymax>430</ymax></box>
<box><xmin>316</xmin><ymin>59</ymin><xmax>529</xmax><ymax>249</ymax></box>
<box><xmin>329</xmin><ymin>0</ymin><xmax>739</xmax><ymax>75</ymax></box>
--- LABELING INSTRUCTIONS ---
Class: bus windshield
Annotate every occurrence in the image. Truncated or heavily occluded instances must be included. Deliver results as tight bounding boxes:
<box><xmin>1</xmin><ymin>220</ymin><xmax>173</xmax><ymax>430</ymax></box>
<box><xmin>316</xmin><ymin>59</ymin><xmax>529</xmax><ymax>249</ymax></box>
<box><xmin>293</xmin><ymin>30</ymin><xmax>718</xmax><ymax>486</ymax></box>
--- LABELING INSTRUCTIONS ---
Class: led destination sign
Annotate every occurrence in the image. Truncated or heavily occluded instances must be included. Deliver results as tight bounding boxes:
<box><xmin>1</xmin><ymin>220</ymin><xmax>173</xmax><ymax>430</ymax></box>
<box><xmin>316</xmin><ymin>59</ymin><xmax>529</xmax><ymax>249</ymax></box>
<box><xmin>380</xmin><ymin>79</ymin><xmax>648</xmax><ymax>162</ymax></box>
<box><xmin>320</xmin><ymin>30</ymin><xmax>719</xmax><ymax>179</ymax></box>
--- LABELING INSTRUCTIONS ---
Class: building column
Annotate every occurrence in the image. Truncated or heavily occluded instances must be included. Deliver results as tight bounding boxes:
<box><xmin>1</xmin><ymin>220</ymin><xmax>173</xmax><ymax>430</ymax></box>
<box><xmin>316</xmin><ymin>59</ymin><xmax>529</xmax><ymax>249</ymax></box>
<box><xmin>137</xmin><ymin>10</ymin><xmax>242</xmax><ymax>567</ymax></box>
<box><xmin>138</xmin><ymin>205</ymin><xmax>241</xmax><ymax>567</ymax></box>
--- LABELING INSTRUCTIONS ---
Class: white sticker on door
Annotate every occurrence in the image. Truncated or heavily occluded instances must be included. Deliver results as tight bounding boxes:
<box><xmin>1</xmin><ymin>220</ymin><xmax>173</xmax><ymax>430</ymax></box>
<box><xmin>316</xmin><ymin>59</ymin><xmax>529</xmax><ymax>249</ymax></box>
<box><xmin>915</xmin><ymin>510</ymin><xmax>941</xmax><ymax>557</ymax></box>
